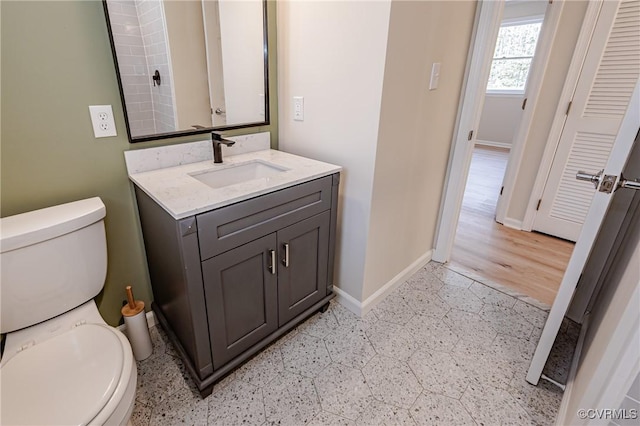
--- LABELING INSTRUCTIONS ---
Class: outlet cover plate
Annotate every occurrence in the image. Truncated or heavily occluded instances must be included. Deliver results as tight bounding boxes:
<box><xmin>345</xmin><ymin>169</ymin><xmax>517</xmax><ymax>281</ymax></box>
<box><xmin>89</xmin><ymin>105</ymin><xmax>117</xmax><ymax>138</ymax></box>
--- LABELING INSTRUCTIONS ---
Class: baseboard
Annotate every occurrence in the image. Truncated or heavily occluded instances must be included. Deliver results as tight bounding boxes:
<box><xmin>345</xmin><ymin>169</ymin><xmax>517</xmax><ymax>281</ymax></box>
<box><xmin>554</xmin><ymin>312</ymin><xmax>590</xmax><ymax>425</ymax></box>
<box><xmin>475</xmin><ymin>139</ymin><xmax>512</xmax><ymax>150</ymax></box>
<box><xmin>146</xmin><ymin>310</ymin><xmax>157</xmax><ymax>327</ymax></box>
<box><xmin>501</xmin><ymin>217</ymin><xmax>524</xmax><ymax>230</ymax></box>
<box><xmin>334</xmin><ymin>250</ymin><xmax>433</xmax><ymax>317</ymax></box>
<box><xmin>117</xmin><ymin>310</ymin><xmax>156</xmax><ymax>332</ymax></box>
<box><xmin>333</xmin><ymin>286</ymin><xmax>364</xmax><ymax>317</ymax></box>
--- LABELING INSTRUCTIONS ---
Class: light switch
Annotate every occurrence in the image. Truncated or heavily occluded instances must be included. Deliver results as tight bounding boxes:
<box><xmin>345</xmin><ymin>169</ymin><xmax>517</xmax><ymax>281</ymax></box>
<box><xmin>293</xmin><ymin>96</ymin><xmax>304</xmax><ymax>121</ymax></box>
<box><xmin>429</xmin><ymin>63</ymin><xmax>441</xmax><ymax>90</ymax></box>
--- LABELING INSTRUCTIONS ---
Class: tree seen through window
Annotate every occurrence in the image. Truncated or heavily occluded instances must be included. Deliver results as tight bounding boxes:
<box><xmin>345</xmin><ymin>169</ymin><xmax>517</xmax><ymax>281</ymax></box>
<box><xmin>487</xmin><ymin>21</ymin><xmax>542</xmax><ymax>93</ymax></box>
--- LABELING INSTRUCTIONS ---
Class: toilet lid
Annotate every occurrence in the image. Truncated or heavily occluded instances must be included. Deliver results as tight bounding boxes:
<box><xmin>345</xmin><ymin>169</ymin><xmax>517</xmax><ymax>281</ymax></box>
<box><xmin>1</xmin><ymin>324</ymin><xmax>124</xmax><ymax>426</ymax></box>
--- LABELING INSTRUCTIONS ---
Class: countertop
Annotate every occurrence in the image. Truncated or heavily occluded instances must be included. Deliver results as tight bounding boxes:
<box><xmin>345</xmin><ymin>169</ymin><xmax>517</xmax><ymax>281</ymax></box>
<box><xmin>128</xmin><ymin>149</ymin><xmax>341</xmax><ymax>219</ymax></box>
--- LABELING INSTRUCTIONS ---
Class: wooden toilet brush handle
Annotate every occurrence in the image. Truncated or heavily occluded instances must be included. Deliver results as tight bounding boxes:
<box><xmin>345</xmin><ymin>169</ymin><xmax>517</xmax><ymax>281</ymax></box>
<box><xmin>126</xmin><ymin>285</ymin><xmax>136</xmax><ymax>309</ymax></box>
<box><xmin>122</xmin><ymin>285</ymin><xmax>144</xmax><ymax>317</ymax></box>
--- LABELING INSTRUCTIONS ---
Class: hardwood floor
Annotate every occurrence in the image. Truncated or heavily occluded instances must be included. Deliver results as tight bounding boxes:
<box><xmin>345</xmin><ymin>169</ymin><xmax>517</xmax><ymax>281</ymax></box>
<box><xmin>449</xmin><ymin>146</ymin><xmax>574</xmax><ymax>306</ymax></box>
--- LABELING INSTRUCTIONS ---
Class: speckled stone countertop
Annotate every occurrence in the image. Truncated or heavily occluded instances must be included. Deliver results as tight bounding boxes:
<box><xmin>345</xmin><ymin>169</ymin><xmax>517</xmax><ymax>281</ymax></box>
<box><xmin>127</xmin><ymin>147</ymin><xmax>341</xmax><ymax>220</ymax></box>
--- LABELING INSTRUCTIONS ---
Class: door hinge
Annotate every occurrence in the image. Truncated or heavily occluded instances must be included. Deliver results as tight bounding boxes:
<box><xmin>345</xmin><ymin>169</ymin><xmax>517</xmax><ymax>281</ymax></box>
<box><xmin>536</xmin><ymin>199</ymin><xmax>542</xmax><ymax>211</ymax></box>
<box><xmin>566</xmin><ymin>101</ymin><xmax>572</xmax><ymax>115</ymax></box>
<box><xmin>468</xmin><ymin>130</ymin><xmax>474</xmax><ymax>141</ymax></box>
<box><xmin>500</xmin><ymin>186</ymin><xmax>504</xmax><ymax>195</ymax></box>
<box><xmin>522</xmin><ymin>98</ymin><xmax>527</xmax><ymax>110</ymax></box>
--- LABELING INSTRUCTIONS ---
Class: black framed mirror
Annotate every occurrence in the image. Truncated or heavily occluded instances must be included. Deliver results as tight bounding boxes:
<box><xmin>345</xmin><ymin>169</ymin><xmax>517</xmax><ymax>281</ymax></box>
<box><xmin>103</xmin><ymin>0</ymin><xmax>269</xmax><ymax>143</ymax></box>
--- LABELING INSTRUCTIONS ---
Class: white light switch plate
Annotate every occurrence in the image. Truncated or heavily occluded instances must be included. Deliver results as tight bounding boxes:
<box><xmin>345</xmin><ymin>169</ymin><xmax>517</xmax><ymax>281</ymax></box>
<box><xmin>429</xmin><ymin>63</ymin><xmax>441</xmax><ymax>90</ymax></box>
<box><xmin>89</xmin><ymin>105</ymin><xmax>117</xmax><ymax>138</ymax></box>
<box><xmin>293</xmin><ymin>96</ymin><xmax>304</xmax><ymax>121</ymax></box>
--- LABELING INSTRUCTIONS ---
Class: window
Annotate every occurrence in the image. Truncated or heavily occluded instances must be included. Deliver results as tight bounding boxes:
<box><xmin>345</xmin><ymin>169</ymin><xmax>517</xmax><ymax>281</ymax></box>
<box><xmin>486</xmin><ymin>19</ymin><xmax>543</xmax><ymax>93</ymax></box>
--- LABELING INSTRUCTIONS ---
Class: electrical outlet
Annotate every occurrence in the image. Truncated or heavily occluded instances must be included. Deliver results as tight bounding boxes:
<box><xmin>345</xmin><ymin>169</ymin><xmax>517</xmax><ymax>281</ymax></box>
<box><xmin>89</xmin><ymin>105</ymin><xmax>117</xmax><ymax>138</ymax></box>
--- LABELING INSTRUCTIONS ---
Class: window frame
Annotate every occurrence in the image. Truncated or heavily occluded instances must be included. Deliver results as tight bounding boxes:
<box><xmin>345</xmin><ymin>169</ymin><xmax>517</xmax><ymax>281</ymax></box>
<box><xmin>486</xmin><ymin>15</ymin><xmax>544</xmax><ymax>96</ymax></box>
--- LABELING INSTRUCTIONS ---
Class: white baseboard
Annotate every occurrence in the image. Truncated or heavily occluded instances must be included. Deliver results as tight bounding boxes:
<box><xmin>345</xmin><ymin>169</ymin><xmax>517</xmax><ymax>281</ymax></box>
<box><xmin>501</xmin><ymin>217</ymin><xmax>524</xmax><ymax>230</ymax></box>
<box><xmin>333</xmin><ymin>250</ymin><xmax>433</xmax><ymax>317</ymax></box>
<box><xmin>475</xmin><ymin>139</ymin><xmax>512</xmax><ymax>150</ymax></box>
<box><xmin>333</xmin><ymin>286</ymin><xmax>364</xmax><ymax>316</ymax></box>
<box><xmin>117</xmin><ymin>310</ymin><xmax>156</xmax><ymax>332</ymax></box>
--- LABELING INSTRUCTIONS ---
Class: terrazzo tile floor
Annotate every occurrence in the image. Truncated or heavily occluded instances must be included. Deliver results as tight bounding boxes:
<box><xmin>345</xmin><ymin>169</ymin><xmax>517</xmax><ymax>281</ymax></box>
<box><xmin>131</xmin><ymin>261</ymin><xmax>578</xmax><ymax>426</ymax></box>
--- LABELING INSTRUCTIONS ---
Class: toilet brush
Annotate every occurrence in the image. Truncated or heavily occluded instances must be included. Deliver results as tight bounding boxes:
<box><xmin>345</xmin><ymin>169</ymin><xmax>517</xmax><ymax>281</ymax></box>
<box><xmin>121</xmin><ymin>285</ymin><xmax>153</xmax><ymax>361</ymax></box>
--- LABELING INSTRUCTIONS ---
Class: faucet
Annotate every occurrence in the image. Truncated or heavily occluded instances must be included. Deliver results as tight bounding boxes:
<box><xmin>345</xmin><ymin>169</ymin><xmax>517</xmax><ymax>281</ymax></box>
<box><xmin>211</xmin><ymin>132</ymin><xmax>236</xmax><ymax>163</ymax></box>
<box><xmin>189</xmin><ymin>127</ymin><xmax>236</xmax><ymax>163</ymax></box>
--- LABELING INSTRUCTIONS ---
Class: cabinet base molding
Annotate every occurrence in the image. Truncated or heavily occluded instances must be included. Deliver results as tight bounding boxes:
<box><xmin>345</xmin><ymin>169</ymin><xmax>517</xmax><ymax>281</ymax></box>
<box><xmin>152</xmin><ymin>292</ymin><xmax>335</xmax><ymax>397</ymax></box>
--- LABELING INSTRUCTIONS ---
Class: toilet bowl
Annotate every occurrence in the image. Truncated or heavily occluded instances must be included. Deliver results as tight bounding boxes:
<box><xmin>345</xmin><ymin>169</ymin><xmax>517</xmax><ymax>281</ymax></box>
<box><xmin>0</xmin><ymin>197</ymin><xmax>137</xmax><ymax>425</ymax></box>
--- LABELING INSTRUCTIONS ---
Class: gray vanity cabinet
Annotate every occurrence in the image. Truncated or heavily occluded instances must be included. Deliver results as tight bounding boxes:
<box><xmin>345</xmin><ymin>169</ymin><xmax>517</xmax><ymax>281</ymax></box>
<box><xmin>202</xmin><ymin>234</ymin><xmax>279</xmax><ymax>367</ymax></box>
<box><xmin>134</xmin><ymin>172</ymin><xmax>339</xmax><ymax>396</ymax></box>
<box><xmin>203</xmin><ymin>211</ymin><xmax>330</xmax><ymax>367</ymax></box>
<box><xmin>277</xmin><ymin>211</ymin><xmax>330</xmax><ymax>325</ymax></box>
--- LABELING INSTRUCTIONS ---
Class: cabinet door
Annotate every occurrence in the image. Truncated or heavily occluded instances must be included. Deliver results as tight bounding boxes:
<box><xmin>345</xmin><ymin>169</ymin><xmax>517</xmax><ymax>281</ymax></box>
<box><xmin>202</xmin><ymin>234</ymin><xmax>278</xmax><ymax>367</ymax></box>
<box><xmin>277</xmin><ymin>211</ymin><xmax>330</xmax><ymax>326</ymax></box>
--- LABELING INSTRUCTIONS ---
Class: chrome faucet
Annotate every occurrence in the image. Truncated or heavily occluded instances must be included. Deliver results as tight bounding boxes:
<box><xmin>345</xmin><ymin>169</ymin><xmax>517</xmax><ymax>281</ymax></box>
<box><xmin>211</xmin><ymin>132</ymin><xmax>236</xmax><ymax>163</ymax></box>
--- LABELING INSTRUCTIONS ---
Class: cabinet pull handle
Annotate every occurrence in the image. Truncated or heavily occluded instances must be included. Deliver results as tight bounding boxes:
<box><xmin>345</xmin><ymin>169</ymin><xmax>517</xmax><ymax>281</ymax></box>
<box><xmin>268</xmin><ymin>249</ymin><xmax>276</xmax><ymax>274</ymax></box>
<box><xmin>282</xmin><ymin>243</ymin><xmax>290</xmax><ymax>267</ymax></box>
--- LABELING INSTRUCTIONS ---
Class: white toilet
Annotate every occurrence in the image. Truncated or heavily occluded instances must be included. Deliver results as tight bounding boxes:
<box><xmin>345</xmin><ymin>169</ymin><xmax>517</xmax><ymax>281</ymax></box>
<box><xmin>0</xmin><ymin>197</ymin><xmax>137</xmax><ymax>425</ymax></box>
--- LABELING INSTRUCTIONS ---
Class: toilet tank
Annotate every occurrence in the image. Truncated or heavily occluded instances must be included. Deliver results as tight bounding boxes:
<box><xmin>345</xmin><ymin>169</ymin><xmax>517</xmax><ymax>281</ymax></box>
<box><xmin>0</xmin><ymin>197</ymin><xmax>107</xmax><ymax>333</ymax></box>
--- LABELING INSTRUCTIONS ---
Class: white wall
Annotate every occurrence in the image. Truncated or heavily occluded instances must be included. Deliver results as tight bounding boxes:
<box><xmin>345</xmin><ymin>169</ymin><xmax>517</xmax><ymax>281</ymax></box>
<box><xmin>278</xmin><ymin>1</ymin><xmax>476</xmax><ymax>307</ymax></box>
<box><xmin>503</xmin><ymin>0</ymin><xmax>546</xmax><ymax>21</ymax></box>
<box><xmin>219</xmin><ymin>0</ymin><xmax>265</xmax><ymax>125</ymax></box>
<box><xmin>278</xmin><ymin>0</ymin><xmax>588</xmax><ymax>312</ymax></box>
<box><xmin>507</xmin><ymin>0</ymin><xmax>589</xmax><ymax>221</ymax></box>
<box><xmin>477</xmin><ymin>94</ymin><xmax>523</xmax><ymax>147</ymax></box>
<box><xmin>277</xmin><ymin>0</ymin><xmax>392</xmax><ymax>301</ymax></box>
<box><xmin>362</xmin><ymin>1</ymin><xmax>476</xmax><ymax>301</ymax></box>
<box><xmin>164</xmin><ymin>0</ymin><xmax>212</xmax><ymax>129</ymax></box>
<box><xmin>476</xmin><ymin>0</ymin><xmax>546</xmax><ymax>149</ymax></box>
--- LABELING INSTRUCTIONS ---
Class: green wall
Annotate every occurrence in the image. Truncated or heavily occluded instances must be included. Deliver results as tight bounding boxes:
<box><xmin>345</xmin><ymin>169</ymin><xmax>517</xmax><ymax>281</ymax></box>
<box><xmin>1</xmin><ymin>0</ymin><xmax>278</xmax><ymax>326</ymax></box>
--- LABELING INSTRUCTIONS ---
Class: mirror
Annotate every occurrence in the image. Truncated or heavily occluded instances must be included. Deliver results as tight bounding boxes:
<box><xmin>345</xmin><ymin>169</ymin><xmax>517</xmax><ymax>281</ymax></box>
<box><xmin>103</xmin><ymin>0</ymin><xmax>269</xmax><ymax>142</ymax></box>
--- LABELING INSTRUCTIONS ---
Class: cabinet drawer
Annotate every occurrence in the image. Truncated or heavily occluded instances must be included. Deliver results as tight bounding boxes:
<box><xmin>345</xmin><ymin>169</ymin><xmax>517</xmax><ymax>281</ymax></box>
<box><xmin>197</xmin><ymin>176</ymin><xmax>332</xmax><ymax>260</ymax></box>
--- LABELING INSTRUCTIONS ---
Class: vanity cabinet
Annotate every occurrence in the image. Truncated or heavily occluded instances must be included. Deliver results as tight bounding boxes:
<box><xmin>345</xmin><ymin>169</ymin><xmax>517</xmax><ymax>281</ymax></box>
<box><xmin>203</xmin><ymin>211</ymin><xmax>330</xmax><ymax>367</ymax></box>
<box><xmin>134</xmin><ymin>173</ymin><xmax>339</xmax><ymax>396</ymax></box>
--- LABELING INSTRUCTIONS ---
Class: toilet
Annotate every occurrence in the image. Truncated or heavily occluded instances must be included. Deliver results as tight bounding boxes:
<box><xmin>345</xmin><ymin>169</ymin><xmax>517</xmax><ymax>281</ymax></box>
<box><xmin>0</xmin><ymin>197</ymin><xmax>137</xmax><ymax>425</ymax></box>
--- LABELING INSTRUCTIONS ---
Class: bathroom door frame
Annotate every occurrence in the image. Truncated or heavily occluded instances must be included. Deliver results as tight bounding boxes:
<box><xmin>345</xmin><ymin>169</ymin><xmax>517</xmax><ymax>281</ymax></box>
<box><xmin>433</xmin><ymin>0</ymin><xmax>564</xmax><ymax>262</ymax></box>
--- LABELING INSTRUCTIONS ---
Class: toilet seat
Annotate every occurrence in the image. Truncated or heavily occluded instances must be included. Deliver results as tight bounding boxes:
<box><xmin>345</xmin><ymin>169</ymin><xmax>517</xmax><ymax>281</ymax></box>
<box><xmin>1</xmin><ymin>324</ymin><xmax>131</xmax><ymax>426</ymax></box>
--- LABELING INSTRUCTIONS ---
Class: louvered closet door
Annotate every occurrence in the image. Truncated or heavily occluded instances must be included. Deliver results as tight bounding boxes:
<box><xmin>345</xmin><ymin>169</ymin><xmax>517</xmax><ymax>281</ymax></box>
<box><xmin>533</xmin><ymin>0</ymin><xmax>640</xmax><ymax>242</ymax></box>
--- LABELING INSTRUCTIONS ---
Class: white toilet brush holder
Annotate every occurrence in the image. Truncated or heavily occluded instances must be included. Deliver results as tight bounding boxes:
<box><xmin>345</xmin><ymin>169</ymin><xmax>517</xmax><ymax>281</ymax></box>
<box><xmin>121</xmin><ymin>285</ymin><xmax>153</xmax><ymax>361</ymax></box>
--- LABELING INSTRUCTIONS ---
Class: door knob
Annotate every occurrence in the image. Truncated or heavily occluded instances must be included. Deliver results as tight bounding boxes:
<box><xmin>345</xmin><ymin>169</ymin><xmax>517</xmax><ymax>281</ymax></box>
<box><xmin>576</xmin><ymin>170</ymin><xmax>640</xmax><ymax>193</ymax></box>
<box><xmin>617</xmin><ymin>174</ymin><xmax>640</xmax><ymax>191</ymax></box>
<box><xmin>576</xmin><ymin>170</ymin><xmax>603</xmax><ymax>189</ymax></box>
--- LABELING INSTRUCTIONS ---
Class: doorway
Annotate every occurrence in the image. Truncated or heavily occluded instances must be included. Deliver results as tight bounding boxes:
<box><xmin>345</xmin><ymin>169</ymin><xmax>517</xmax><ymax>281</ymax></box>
<box><xmin>448</xmin><ymin>145</ymin><xmax>574</xmax><ymax>306</ymax></box>
<box><xmin>446</xmin><ymin>1</ymin><xmax>575</xmax><ymax>305</ymax></box>
<box><xmin>434</xmin><ymin>0</ymin><xmax>640</xmax><ymax>386</ymax></box>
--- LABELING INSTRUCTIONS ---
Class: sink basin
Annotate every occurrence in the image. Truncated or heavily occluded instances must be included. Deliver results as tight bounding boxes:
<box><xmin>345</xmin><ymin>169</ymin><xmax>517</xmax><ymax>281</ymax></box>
<box><xmin>189</xmin><ymin>161</ymin><xmax>289</xmax><ymax>189</ymax></box>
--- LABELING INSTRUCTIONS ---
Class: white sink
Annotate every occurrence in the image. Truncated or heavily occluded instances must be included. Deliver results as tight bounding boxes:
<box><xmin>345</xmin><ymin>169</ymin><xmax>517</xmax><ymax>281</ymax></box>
<box><xmin>189</xmin><ymin>161</ymin><xmax>289</xmax><ymax>189</ymax></box>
